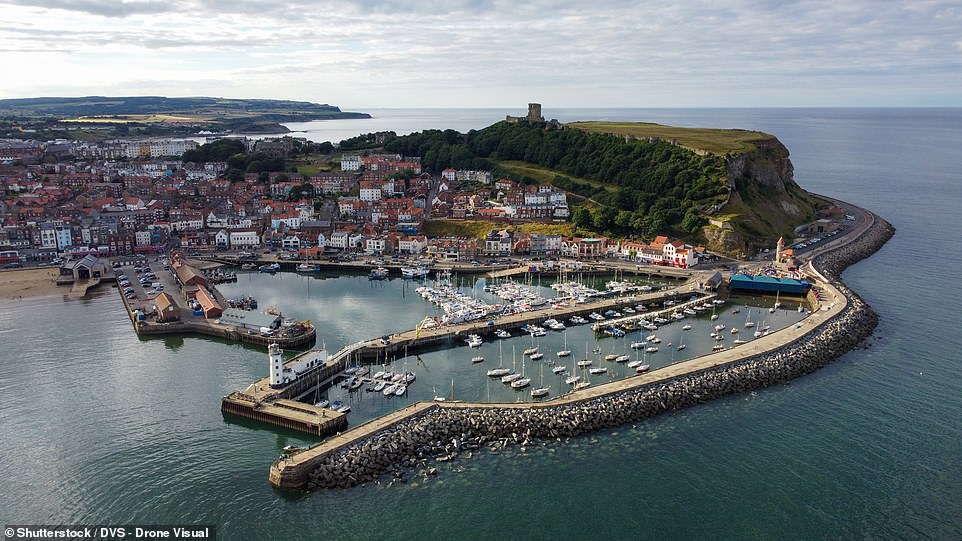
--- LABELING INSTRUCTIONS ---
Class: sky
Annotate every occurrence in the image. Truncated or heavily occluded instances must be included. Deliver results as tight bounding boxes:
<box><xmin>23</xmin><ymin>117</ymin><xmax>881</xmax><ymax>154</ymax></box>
<box><xmin>1</xmin><ymin>0</ymin><xmax>960</xmax><ymax>108</ymax></box>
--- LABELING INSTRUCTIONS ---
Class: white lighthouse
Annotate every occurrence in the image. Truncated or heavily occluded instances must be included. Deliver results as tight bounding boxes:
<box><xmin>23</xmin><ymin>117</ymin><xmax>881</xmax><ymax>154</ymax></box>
<box><xmin>775</xmin><ymin>236</ymin><xmax>784</xmax><ymax>264</ymax></box>
<box><xmin>268</xmin><ymin>342</ymin><xmax>285</xmax><ymax>388</ymax></box>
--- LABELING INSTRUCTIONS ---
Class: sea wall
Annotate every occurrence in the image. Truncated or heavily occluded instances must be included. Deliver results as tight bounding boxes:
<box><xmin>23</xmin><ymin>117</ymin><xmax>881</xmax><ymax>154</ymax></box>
<box><xmin>300</xmin><ymin>215</ymin><xmax>895</xmax><ymax>489</ymax></box>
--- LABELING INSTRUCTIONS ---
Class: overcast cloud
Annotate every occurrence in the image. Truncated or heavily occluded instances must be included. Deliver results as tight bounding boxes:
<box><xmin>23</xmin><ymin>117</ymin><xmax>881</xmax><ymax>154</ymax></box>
<box><xmin>1</xmin><ymin>0</ymin><xmax>959</xmax><ymax>107</ymax></box>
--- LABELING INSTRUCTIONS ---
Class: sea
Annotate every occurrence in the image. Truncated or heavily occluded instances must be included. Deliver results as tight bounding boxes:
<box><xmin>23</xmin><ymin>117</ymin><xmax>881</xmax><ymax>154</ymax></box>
<box><xmin>1</xmin><ymin>108</ymin><xmax>960</xmax><ymax>540</ymax></box>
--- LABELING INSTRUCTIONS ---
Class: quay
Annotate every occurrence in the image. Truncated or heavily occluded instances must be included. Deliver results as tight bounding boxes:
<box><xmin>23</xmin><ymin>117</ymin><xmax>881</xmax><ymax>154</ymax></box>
<box><xmin>267</xmin><ymin>202</ymin><xmax>894</xmax><ymax>490</ymax></box>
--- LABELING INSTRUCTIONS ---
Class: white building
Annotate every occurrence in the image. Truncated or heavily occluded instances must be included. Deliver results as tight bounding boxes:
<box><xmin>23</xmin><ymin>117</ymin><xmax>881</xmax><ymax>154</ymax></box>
<box><xmin>340</xmin><ymin>155</ymin><xmax>362</xmax><ymax>171</ymax></box>
<box><xmin>229</xmin><ymin>230</ymin><xmax>260</xmax><ymax>248</ymax></box>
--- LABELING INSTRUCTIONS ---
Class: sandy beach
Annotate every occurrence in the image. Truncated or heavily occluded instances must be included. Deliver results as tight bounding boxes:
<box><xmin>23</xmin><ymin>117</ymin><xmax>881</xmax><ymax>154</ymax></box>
<box><xmin>0</xmin><ymin>267</ymin><xmax>68</xmax><ymax>300</ymax></box>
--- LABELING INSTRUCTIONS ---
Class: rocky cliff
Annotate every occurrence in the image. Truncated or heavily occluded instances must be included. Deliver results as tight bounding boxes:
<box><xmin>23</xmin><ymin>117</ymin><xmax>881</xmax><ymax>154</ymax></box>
<box><xmin>702</xmin><ymin>137</ymin><xmax>820</xmax><ymax>255</ymax></box>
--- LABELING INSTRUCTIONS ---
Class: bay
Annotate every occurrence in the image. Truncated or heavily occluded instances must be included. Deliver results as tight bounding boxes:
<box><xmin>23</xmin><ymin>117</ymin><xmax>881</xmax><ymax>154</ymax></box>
<box><xmin>1</xmin><ymin>108</ymin><xmax>960</xmax><ymax>540</ymax></box>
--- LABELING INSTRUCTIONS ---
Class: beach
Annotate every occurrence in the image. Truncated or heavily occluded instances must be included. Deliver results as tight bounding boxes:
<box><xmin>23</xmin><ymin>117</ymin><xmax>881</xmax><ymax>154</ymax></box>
<box><xmin>0</xmin><ymin>267</ymin><xmax>66</xmax><ymax>300</ymax></box>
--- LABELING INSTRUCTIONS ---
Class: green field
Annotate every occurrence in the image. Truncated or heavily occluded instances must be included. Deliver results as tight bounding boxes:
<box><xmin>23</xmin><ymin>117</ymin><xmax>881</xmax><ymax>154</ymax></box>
<box><xmin>568</xmin><ymin>121</ymin><xmax>774</xmax><ymax>155</ymax></box>
<box><xmin>424</xmin><ymin>219</ymin><xmax>575</xmax><ymax>239</ymax></box>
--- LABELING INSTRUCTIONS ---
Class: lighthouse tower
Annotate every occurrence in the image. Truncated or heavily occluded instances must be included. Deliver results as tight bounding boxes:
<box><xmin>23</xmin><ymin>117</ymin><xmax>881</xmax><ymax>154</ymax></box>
<box><xmin>775</xmin><ymin>236</ymin><xmax>784</xmax><ymax>264</ymax></box>
<box><xmin>268</xmin><ymin>342</ymin><xmax>285</xmax><ymax>388</ymax></box>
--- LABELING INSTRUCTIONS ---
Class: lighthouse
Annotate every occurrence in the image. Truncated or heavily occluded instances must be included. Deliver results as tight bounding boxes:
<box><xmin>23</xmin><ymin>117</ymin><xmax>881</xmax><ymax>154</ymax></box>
<box><xmin>775</xmin><ymin>236</ymin><xmax>784</xmax><ymax>264</ymax></box>
<box><xmin>268</xmin><ymin>342</ymin><xmax>285</xmax><ymax>388</ymax></box>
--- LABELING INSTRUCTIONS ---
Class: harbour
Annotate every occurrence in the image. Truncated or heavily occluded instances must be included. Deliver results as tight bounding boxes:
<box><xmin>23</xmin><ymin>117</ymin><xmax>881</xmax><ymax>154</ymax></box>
<box><xmin>1</xmin><ymin>108</ymin><xmax>956</xmax><ymax>540</ymax></box>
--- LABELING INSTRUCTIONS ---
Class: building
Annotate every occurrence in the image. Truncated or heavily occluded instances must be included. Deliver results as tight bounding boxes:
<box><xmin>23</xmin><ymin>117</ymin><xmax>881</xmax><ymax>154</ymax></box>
<box><xmin>219</xmin><ymin>308</ymin><xmax>281</xmax><ymax>331</ymax></box>
<box><xmin>153</xmin><ymin>292</ymin><xmax>181</xmax><ymax>322</ymax></box>
<box><xmin>193</xmin><ymin>286</ymin><xmax>223</xmax><ymax>319</ymax></box>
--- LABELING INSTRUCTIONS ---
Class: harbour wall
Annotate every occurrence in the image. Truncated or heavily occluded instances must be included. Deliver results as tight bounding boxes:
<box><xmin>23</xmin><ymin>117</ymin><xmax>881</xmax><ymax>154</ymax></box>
<box><xmin>271</xmin><ymin>211</ymin><xmax>894</xmax><ymax>490</ymax></box>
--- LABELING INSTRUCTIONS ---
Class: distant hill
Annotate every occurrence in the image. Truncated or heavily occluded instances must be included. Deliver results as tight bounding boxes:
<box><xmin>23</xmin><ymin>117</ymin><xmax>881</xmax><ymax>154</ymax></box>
<box><xmin>0</xmin><ymin>96</ymin><xmax>369</xmax><ymax>119</ymax></box>
<box><xmin>0</xmin><ymin>96</ymin><xmax>370</xmax><ymax>139</ymax></box>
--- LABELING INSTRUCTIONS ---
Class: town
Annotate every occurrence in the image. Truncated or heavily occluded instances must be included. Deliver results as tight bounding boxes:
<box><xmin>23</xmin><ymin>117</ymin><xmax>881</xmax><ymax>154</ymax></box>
<box><xmin>0</xmin><ymin>133</ymin><xmax>712</xmax><ymax>270</ymax></box>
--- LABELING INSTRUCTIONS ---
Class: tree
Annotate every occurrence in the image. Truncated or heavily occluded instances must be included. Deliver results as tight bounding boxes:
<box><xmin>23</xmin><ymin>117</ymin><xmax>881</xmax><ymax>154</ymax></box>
<box><xmin>572</xmin><ymin>207</ymin><xmax>592</xmax><ymax>229</ymax></box>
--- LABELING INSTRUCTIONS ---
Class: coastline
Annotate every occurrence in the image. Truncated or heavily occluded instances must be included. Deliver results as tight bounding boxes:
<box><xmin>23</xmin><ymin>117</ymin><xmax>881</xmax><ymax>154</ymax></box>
<box><xmin>0</xmin><ymin>268</ymin><xmax>66</xmax><ymax>301</ymax></box>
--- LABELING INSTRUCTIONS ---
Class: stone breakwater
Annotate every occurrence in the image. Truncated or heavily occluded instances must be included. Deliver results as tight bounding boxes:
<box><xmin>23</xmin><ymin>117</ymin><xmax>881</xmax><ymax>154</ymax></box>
<box><xmin>303</xmin><ymin>216</ymin><xmax>895</xmax><ymax>490</ymax></box>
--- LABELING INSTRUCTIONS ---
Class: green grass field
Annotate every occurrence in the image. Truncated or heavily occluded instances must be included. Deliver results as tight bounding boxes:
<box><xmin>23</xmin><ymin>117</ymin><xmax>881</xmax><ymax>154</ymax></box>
<box><xmin>568</xmin><ymin>121</ymin><xmax>774</xmax><ymax>155</ymax></box>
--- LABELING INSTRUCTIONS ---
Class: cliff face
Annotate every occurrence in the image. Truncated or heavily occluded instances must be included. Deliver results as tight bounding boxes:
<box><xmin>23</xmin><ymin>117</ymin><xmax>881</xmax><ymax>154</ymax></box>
<box><xmin>702</xmin><ymin>137</ymin><xmax>819</xmax><ymax>255</ymax></box>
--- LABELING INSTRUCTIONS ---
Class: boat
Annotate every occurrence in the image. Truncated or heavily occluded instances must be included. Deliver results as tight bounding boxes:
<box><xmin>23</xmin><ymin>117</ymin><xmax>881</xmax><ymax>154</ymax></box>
<box><xmin>578</xmin><ymin>358</ymin><xmax>594</xmax><ymax>367</ymax></box>
<box><xmin>296</xmin><ymin>263</ymin><xmax>317</xmax><ymax>273</ymax></box>
<box><xmin>677</xmin><ymin>333</ymin><xmax>686</xmax><ymax>351</ymax></box>
<box><xmin>630</xmin><ymin>341</ymin><xmax>644</xmax><ymax>349</ymax></box>
<box><xmin>471</xmin><ymin>355</ymin><xmax>485</xmax><ymax>363</ymax></box>
<box><xmin>569</xmin><ymin>315</ymin><xmax>588</xmax><ymax>325</ymax></box>
<box><xmin>712</xmin><ymin>343</ymin><xmax>724</xmax><ymax>351</ymax></box>
<box><xmin>557</xmin><ymin>332</ymin><xmax>571</xmax><ymax>357</ymax></box>
<box><xmin>645</xmin><ymin>346</ymin><xmax>659</xmax><ymax>353</ymax></box>
<box><xmin>433</xmin><ymin>387</ymin><xmax>446</xmax><ymax>402</ymax></box>
<box><xmin>347</xmin><ymin>377</ymin><xmax>363</xmax><ymax>391</ymax></box>
<box><xmin>733</xmin><ymin>339</ymin><xmax>748</xmax><ymax>345</ymax></box>
<box><xmin>466</xmin><ymin>334</ymin><xmax>483</xmax><ymax>348</ymax></box>
<box><xmin>383</xmin><ymin>383</ymin><xmax>398</xmax><ymax>396</ymax></box>
<box><xmin>373</xmin><ymin>380</ymin><xmax>386</xmax><ymax>392</ymax></box>
<box><xmin>487</xmin><ymin>342</ymin><xmax>511</xmax><ymax>377</ymax></box>
<box><xmin>574</xmin><ymin>370</ymin><xmax>591</xmax><ymax>390</ymax></box>
<box><xmin>369</xmin><ymin>267</ymin><xmax>389</xmax><ymax>280</ymax></box>
<box><xmin>730</xmin><ymin>327</ymin><xmax>739</xmax><ymax>334</ymax></box>
<box><xmin>715</xmin><ymin>324</ymin><xmax>726</xmax><ymax>331</ymax></box>
<box><xmin>635</xmin><ymin>364</ymin><xmax>650</xmax><ymax>373</ymax></box>
<box><xmin>495</xmin><ymin>329</ymin><xmax>511</xmax><ymax>339</ymax></box>
<box><xmin>770</xmin><ymin>291</ymin><xmax>781</xmax><ymax>313</ymax></box>
<box><xmin>394</xmin><ymin>384</ymin><xmax>406</xmax><ymax>396</ymax></box>
<box><xmin>336</xmin><ymin>404</ymin><xmax>351</xmax><ymax>413</ymax></box>
<box><xmin>401</xmin><ymin>266</ymin><xmax>430</xmax><ymax>279</ymax></box>
<box><xmin>588</xmin><ymin>312</ymin><xmax>604</xmax><ymax>321</ymax></box>
<box><xmin>682</xmin><ymin>323</ymin><xmax>692</xmax><ymax>331</ymax></box>
<box><xmin>258</xmin><ymin>262</ymin><xmax>280</xmax><ymax>273</ymax></box>
<box><xmin>744</xmin><ymin>309</ymin><xmax>755</xmax><ymax>328</ymax></box>
<box><xmin>615</xmin><ymin>354</ymin><xmax>630</xmax><ymax>363</ymax></box>
<box><xmin>530</xmin><ymin>351</ymin><xmax>544</xmax><ymax>360</ymax></box>
<box><xmin>404</xmin><ymin>371</ymin><xmax>416</xmax><ymax>383</ymax></box>
<box><xmin>798</xmin><ymin>304</ymin><xmax>805</xmax><ymax>313</ymax></box>
<box><xmin>314</xmin><ymin>399</ymin><xmax>329</xmax><ymax>408</ymax></box>
<box><xmin>589</xmin><ymin>366</ymin><xmax>607</xmax><ymax>374</ymax></box>
<box><xmin>604</xmin><ymin>353</ymin><xmax>618</xmax><ymax>361</ymax></box>
<box><xmin>552</xmin><ymin>364</ymin><xmax>568</xmax><ymax>374</ymax></box>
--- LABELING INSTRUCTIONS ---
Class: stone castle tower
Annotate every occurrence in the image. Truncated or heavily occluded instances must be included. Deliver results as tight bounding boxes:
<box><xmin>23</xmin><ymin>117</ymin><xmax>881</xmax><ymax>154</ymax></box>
<box><xmin>527</xmin><ymin>103</ymin><xmax>544</xmax><ymax>122</ymax></box>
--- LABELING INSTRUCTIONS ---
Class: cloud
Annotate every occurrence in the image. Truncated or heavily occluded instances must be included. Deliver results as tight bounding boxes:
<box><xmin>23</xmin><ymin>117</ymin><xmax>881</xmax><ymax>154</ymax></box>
<box><xmin>1</xmin><ymin>0</ymin><xmax>960</xmax><ymax>105</ymax></box>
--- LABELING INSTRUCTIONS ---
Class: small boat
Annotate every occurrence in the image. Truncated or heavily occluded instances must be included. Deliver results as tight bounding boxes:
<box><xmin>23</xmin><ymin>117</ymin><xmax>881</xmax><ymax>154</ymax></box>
<box><xmin>472</xmin><ymin>355</ymin><xmax>485</xmax><ymax>363</ymax></box>
<box><xmin>401</xmin><ymin>266</ymin><xmax>430</xmax><ymax>279</ymax></box>
<box><xmin>733</xmin><ymin>339</ymin><xmax>748</xmax><ymax>345</ymax></box>
<box><xmin>394</xmin><ymin>384</ymin><xmax>406</xmax><ymax>396</ymax></box>
<box><xmin>682</xmin><ymin>323</ymin><xmax>692</xmax><ymax>331</ymax></box>
<box><xmin>487</xmin><ymin>367</ymin><xmax>511</xmax><ymax>377</ymax></box>
<box><xmin>336</xmin><ymin>404</ymin><xmax>351</xmax><ymax>413</ymax></box>
<box><xmin>712</xmin><ymin>343</ymin><xmax>724</xmax><ymax>351</ymax></box>
<box><xmin>369</xmin><ymin>267</ymin><xmax>389</xmax><ymax>280</ymax></box>
<box><xmin>552</xmin><ymin>365</ymin><xmax>568</xmax><ymax>374</ymax></box>
<box><xmin>635</xmin><ymin>364</ymin><xmax>650</xmax><ymax>373</ymax></box>
<box><xmin>373</xmin><ymin>381</ymin><xmax>386</xmax><ymax>392</ymax></box>
<box><xmin>383</xmin><ymin>383</ymin><xmax>398</xmax><ymax>396</ymax></box>
<box><xmin>348</xmin><ymin>378</ymin><xmax>363</xmax><ymax>391</ymax></box>
<box><xmin>645</xmin><ymin>346</ymin><xmax>659</xmax><ymax>353</ymax></box>
<box><xmin>466</xmin><ymin>334</ymin><xmax>483</xmax><ymax>348</ymax></box>
<box><xmin>510</xmin><ymin>377</ymin><xmax>531</xmax><ymax>389</ymax></box>
<box><xmin>615</xmin><ymin>354</ymin><xmax>630</xmax><ymax>363</ymax></box>
<box><xmin>523</xmin><ymin>347</ymin><xmax>539</xmax><ymax>356</ymax></box>
<box><xmin>574</xmin><ymin>380</ymin><xmax>591</xmax><ymax>390</ymax></box>
<box><xmin>531</xmin><ymin>386</ymin><xmax>549</xmax><ymax>398</ymax></box>
<box><xmin>798</xmin><ymin>304</ymin><xmax>805</xmax><ymax>313</ymax></box>
<box><xmin>530</xmin><ymin>352</ymin><xmax>544</xmax><ymax>360</ymax></box>
<box><xmin>578</xmin><ymin>358</ymin><xmax>594</xmax><ymax>367</ymax></box>
<box><xmin>730</xmin><ymin>327</ymin><xmax>739</xmax><ymax>334</ymax></box>
<box><xmin>314</xmin><ymin>399</ymin><xmax>329</xmax><ymax>408</ymax></box>
<box><xmin>565</xmin><ymin>374</ymin><xmax>581</xmax><ymax>385</ymax></box>
<box><xmin>282</xmin><ymin>445</ymin><xmax>302</xmax><ymax>454</ymax></box>
<box><xmin>495</xmin><ymin>329</ymin><xmax>511</xmax><ymax>339</ymax></box>
<box><xmin>589</xmin><ymin>366</ymin><xmax>608</xmax><ymax>374</ymax></box>
<box><xmin>630</xmin><ymin>341</ymin><xmax>644</xmax><ymax>349</ymax></box>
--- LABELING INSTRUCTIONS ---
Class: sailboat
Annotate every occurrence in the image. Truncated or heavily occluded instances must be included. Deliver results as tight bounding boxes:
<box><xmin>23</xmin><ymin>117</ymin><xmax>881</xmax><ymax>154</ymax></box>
<box><xmin>770</xmin><ymin>291</ymin><xmax>781</xmax><ymax>313</ymax></box>
<box><xmin>511</xmin><ymin>350</ymin><xmax>531</xmax><ymax>389</ymax></box>
<box><xmin>487</xmin><ymin>342</ymin><xmax>511</xmax><ymax>377</ymax></box>
<box><xmin>744</xmin><ymin>309</ymin><xmax>755</xmax><ymax>328</ymax></box>
<box><xmin>530</xmin><ymin>363</ymin><xmax>549</xmax><ymax>397</ymax></box>
<box><xmin>677</xmin><ymin>332</ymin><xmax>686</xmax><ymax>351</ymax></box>
<box><xmin>557</xmin><ymin>331</ymin><xmax>571</xmax><ymax>357</ymax></box>
<box><xmin>501</xmin><ymin>345</ymin><xmax>522</xmax><ymax>384</ymax></box>
<box><xmin>574</xmin><ymin>367</ymin><xmax>591</xmax><ymax>390</ymax></box>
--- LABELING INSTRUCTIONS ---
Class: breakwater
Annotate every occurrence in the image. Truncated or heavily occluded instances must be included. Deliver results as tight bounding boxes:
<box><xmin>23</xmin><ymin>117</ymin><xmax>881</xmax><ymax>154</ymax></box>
<box><xmin>272</xmin><ymin>210</ymin><xmax>894</xmax><ymax>490</ymax></box>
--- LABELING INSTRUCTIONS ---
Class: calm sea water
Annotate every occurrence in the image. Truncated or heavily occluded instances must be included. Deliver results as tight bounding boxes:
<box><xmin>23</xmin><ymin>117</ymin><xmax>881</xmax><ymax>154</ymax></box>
<box><xmin>2</xmin><ymin>108</ymin><xmax>960</xmax><ymax>540</ymax></box>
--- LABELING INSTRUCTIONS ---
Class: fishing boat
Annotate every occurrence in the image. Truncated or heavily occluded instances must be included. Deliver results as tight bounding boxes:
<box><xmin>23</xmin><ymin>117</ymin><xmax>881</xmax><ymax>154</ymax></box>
<box><xmin>258</xmin><ymin>262</ymin><xmax>280</xmax><ymax>274</ymax></box>
<box><xmin>369</xmin><ymin>267</ymin><xmax>389</xmax><ymax>280</ymax></box>
<box><xmin>466</xmin><ymin>334</ymin><xmax>483</xmax><ymax>348</ymax></box>
<box><xmin>296</xmin><ymin>263</ymin><xmax>317</xmax><ymax>273</ymax></box>
<box><xmin>471</xmin><ymin>355</ymin><xmax>484</xmax><ymax>363</ymax></box>
<box><xmin>495</xmin><ymin>329</ymin><xmax>511</xmax><ymax>339</ymax></box>
<box><xmin>401</xmin><ymin>266</ymin><xmax>430</xmax><ymax>279</ymax></box>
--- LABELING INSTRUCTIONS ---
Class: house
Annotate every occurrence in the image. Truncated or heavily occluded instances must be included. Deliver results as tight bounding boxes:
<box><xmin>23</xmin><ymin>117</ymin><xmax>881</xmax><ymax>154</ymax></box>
<box><xmin>153</xmin><ymin>292</ymin><xmax>181</xmax><ymax>322</ymax></box>
<box><xmin>193</xmin><ymin>286</ymin><xmax>223</xmax><ymax>319</ymax></box>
